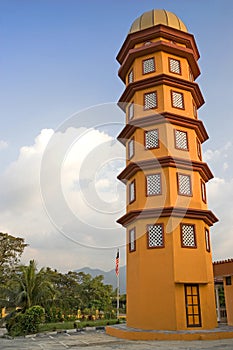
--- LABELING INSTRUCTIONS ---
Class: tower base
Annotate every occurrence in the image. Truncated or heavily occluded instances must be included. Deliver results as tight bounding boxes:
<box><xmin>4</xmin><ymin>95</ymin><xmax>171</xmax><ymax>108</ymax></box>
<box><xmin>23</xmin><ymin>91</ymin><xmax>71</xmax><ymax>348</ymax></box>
<box><xmin>106</xmin><ymin>324</ymin><xmax>233</xmax><ymax>341</ymax></box>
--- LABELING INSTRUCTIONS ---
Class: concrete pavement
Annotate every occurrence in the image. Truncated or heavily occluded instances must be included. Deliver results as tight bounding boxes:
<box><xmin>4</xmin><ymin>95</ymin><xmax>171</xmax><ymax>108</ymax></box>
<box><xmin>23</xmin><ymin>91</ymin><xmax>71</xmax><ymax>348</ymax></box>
<box><xmin>0</xmin><ymin>329</ymin><xmax>233</xmax><ymax>349</ymax></box>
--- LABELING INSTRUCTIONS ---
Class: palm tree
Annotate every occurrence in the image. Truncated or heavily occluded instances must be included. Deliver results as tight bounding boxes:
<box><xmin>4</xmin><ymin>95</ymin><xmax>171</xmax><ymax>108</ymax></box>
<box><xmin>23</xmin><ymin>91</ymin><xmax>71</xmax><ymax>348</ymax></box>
<box><xmin>13</xmin><ymin>260</ymin><xmax>55</xmax><ymax>310</ymax></box>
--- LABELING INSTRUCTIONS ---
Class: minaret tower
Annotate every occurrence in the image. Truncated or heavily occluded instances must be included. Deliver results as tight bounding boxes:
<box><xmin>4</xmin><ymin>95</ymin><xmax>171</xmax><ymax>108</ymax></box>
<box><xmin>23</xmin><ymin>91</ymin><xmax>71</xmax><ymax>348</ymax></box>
<box><xmin>116</xmin><ymin>9</ymin><xmax>218</xmax><ymax>330</ymax></box>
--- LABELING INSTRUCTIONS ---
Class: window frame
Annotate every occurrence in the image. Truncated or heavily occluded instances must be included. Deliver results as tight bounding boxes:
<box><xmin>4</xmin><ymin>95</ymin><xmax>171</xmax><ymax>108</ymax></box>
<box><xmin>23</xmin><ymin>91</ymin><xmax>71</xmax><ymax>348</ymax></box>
<box><xmin>145</xmin><ymin>128</ymin><xmax>159</xmax><ymax>150</ymax></box>
<box><xmin>146</xmin><ymin>173</ymin><xmax>162</xmax><ymax>197</ymax></box>
<box><xmin>128</xmin><ymin>102</ymin><xmax>134</xmax><ymax>121</ymax></box>
<box><xmin>177</xmin><ymin>173</ymin><xmax>193</xmax><ymax>197</ymax></box>
<box><xmin>201</xmin><ymin>180</ymin><xmax>207</xmax><ymax>203</ymax></box>
<box><xmin>129</xmin><ymin>227</ymin><xmax>136</xmax><ymax>252</ymax></box>
<box><xmin>197</xmin><ymin>138</ymin><xmax>202</xmax><ymax>160</ymax></box>
<box><xmin>168</xmin><ymin>57</ymin><xmax>181</xmax><ymax>75</ymax></box>
<box><xmin>180</xmin><ymin>223</ymin><xmax>197</xmax><ymax>249</ymax></box>
<box><xmin>193</xmin><ymin>101</ymin><xmax>197</xmax><ymax>119</ymax></box>
<box><xmin>184</xmin><ymin>284</ymin><xmax>202</xmax><ymax>327</ymax></box>
<box><xmin>128</xmin><ymin>69</ymin><xmax>134</xmax><ymax>84</ymax></box>
<box><xmin>142</xmin><ymin>57</ymin><xmax>155</xmax><ymax>75</ymax></box>
<box><xmin>144</xmin><ymin>91</ymin><xmax>158</xmax><ymax>110</ymax></box>
<box><xmin>129</xmin><ymin>179</ymin><xmax>136</xmax><ymax>204</ymax></box>
<box><xmin>128</xmin><ymin>137</ymin><xmax>135</xmax><ymax>160</ymax></box>
<box><xmin>147</xmin><ymin>223</ymin><xmax>165</xmax><ymax>249</ymax></box>
<box><xmin>171</xmin><ymin>90</ymin><xmax>185</xmax><ymax>110</ymax></box>
<box><xmin>174</xmin><ymin>129</ymin><xmax>189</xmax><ymax>151</ymax></box>
<box><xmin>205</xmin><ymin>228</ymin><xmax>210</xmax><ymax>252</ymax></box>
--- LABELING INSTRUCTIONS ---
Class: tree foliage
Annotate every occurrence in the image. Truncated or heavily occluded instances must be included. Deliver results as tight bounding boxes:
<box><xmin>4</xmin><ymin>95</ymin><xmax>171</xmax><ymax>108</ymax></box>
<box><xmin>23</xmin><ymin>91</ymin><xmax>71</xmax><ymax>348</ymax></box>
<box><xmin>0</xmin><ymin>232</ymin><xmax>118</xmax><ymax>330</ymax></box>
<box><xmin>6</xmin><ymin>305</ymin><xmax>45</xmax><ymax>336</ymax></box>
<box><xmin>0</xmin><ymin>232</ymin><xmax>28</xmax><ymax>279</ymax></box>
<box><xmin>12</xmin><ymin>260</ymin><xmax>55</xmax><ymax>310</ymax></box>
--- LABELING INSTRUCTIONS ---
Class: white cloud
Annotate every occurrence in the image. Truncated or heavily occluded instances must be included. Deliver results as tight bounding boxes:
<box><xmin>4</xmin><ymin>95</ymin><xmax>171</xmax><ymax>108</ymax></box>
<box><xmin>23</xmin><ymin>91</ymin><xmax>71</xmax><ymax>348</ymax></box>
<box><xmin>0</xmin><ymin>140</ymin><xmax>8</xmax><ymax>151</ymax></box>
<box><xmin>207</xmin><ymin>176</ymin><xmax>233</xmax><ymax>261</ymax></box>
<box><xmin>1</xmin><ymin>129</ymin><xmax>233</xmax><ymax>272</ymax></box>
<box><xmin>0</xmin><ymin>127</ymin><xmax>126</xmax><ymax>272</ymax></box>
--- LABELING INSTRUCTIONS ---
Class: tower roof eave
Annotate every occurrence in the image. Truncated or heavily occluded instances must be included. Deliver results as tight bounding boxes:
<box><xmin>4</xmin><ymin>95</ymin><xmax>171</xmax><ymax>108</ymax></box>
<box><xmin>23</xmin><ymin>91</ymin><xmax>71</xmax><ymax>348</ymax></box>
<box><xmin>118</xmin><ymin>74</ymin><xmax>204</xmax><ymax>110</ymax></box>
<box><xmin>117</xmin><ymin>207</ymin><xmax>218</xmax><ymax>227</ymax></box>
<box><xmin>117</xmin><ymin>112</ymin><xmax>209</xmax><ymax>145</ymax></box>
<box><xmin>117</xmin><ymin>24</ymin><xmax>200</xmax><ymax>65</ymax></box>
<box><xmin>118</xmin><ymin>40</ymin><xmax>200</xmax><ymax>83</ymax></box>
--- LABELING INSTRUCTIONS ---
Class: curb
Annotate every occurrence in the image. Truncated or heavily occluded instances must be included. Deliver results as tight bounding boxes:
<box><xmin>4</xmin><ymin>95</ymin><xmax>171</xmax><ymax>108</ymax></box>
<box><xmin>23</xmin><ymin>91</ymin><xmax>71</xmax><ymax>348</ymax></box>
<box><xmin>35</xmin><ymin>326</ymin><xmax>106</xmax><ymax>337</ymax></box>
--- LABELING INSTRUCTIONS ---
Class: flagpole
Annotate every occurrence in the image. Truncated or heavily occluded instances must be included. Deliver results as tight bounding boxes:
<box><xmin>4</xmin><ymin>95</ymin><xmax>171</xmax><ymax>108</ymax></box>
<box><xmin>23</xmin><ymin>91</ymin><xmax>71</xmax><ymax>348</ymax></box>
<box><xmin>116</xmin><ymin>249</ymin><xmax>120</xmax><ymax>319</ymax></box>
<box><xmin>117</xmin><ymin>266</ymin><xmax>120</xmax><ymax>319</ymax></box>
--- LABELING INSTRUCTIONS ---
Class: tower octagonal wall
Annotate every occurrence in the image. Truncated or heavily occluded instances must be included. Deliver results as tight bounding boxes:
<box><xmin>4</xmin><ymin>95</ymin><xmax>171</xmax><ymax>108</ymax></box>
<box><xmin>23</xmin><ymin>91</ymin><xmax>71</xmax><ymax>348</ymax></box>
<box><xmin>116</xmin><ymin>9</ymin><xmax>218</xmax><ymax>331</ymax></box>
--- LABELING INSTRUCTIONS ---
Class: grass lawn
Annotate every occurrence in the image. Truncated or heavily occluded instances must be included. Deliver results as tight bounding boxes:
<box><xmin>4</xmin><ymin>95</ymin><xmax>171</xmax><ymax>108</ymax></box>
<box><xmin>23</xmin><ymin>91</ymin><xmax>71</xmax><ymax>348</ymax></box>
<box><xmin>39</xmin><ymin>319</ymin><xmax>120</xmax><ymax>332</ymax></box>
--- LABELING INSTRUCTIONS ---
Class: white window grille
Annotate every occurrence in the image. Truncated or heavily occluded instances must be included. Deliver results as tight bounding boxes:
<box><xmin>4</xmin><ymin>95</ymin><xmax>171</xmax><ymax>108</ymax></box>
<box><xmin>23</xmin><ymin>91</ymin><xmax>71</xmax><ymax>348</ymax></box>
<box><xmin>169</xmin><ymin>58</ymin><xmax>181</xmax><ymax>74</ymax></box>
<box><xmin>205</xmin><ymin>229</ymin><xmax>210</xmax><ymax>252</ymax></box>
<box><xmin>144</xmin><ymin>92</ymin><xmax>157</xmax><ymax>110</ymax></box>
<box><xmin>201</xmin><ymin>181</ymin><xmax>206</xmax><ymax>202</ymax></box>
<box><xmin>128</xmin><ymin>139</ymin><xmax>134</xmax><ymax>159</ymax></box>
<box><xmin>143</xmin><ymin>58</ymin><xmax>155</xmax><ymax>74</ymax></box>
<box><xmin>172</xmin><ymin>91</ymin><xmax>184</xmax><ymax>109</ymax></box>
<box><xmin>147</xmin><ymin>174</ymin><xmax>161</xmax><ymax>196</ymax></box>
<box><xmin>148</xmin><ymin>224</ymin><xmax>164</xmax><ymax>248</ymax></box>
<box><xmin>175</xmin><ymin>130</ymin><xmax>188</xmax><ymax>150</ymax></box>
<box><xmin>128</xmin><ymin>102</ymin><xmax>134</xmax><ymax>120</ymax></box>
<box><xmin>129</xmin><ymin>228</ymin><xmax>136</xmax><ymax>252</ymax></box>
<box><xmin>128</xmin><ymin>69</ymin><xmax>134</xmax><ymax>84</ymax></box>
<box><xmin>197</xmin><ymin>139</ymin><xmax>202</xmax><ymax>159</ymax></box>
<box><xmin>129</xmin><ymin>181</ymin><xmax>135</xmax><ymax>203</ymax></box>
<box><xmin>145</xmin><ymin>129</ymin><xmax>159</xmax><ymax>149</ymax></box>
<box><xmin>178</xmin><ymin>174</ymin><xmax>192</xmax><ymax>196</ymax></box>
<box><xmin>193</xmin><ymin>102</ymin><xmax>197</xmax><ymax>118</ymax></box>
<box><xmin>181</xmin><ymin>224</ymin><xmax>196</xmax><ymax>247</ymax></box>
<box><xmin>189</xmin><ymin>69</ymin><xmax>194</xmax><ymax>82</ymax></box>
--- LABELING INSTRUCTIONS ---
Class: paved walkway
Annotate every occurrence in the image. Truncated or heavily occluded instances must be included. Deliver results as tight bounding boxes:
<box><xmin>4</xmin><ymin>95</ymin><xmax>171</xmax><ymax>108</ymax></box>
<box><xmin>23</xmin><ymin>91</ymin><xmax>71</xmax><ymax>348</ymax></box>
<box><xmin>1</xmin><ymin>329</ymin><xmax>233</xmax><ymax>349</ymax></box>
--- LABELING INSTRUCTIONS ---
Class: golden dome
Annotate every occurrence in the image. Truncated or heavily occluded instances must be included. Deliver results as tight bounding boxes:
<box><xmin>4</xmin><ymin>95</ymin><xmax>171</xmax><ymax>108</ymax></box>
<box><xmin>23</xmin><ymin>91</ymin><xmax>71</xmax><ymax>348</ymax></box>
<box><xmin>129</xmin><ymin>9</ymin><xmax>188</xmax><ymax>34</ymax></box>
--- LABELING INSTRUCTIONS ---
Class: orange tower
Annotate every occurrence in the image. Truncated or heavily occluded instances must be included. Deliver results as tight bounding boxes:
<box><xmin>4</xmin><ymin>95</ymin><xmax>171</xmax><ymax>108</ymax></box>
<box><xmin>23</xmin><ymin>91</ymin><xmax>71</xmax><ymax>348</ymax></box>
<box><xmin>116</xmin><ymin>10</ymin><xmax>218</xmax><ymax>330</ymax></box>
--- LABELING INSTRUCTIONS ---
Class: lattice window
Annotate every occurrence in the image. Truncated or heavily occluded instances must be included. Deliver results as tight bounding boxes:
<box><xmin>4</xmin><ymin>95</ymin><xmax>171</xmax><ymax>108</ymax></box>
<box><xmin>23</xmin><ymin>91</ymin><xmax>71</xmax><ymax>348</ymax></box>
<box><xmin>128</xmin><ymin>138</ymin><xmax>134</xmax><ymax>159</ymax></box>
<box><xmin>205</xmin><ymin>229</ymin><xmax>210</xmax><ymax>252</ymax></box>
<box><xmin>148</xmin><ymin>224</ymin><xmax>164</xmax><ymax>248</ymax></box>
<box><xmin>129</xmin><ymin>228</ymin><xmax>136</xmax><ymax>252</ymax></box>
<box><xmin>193</xmin><ymin>102</ymin><xmax>197</xmax><ymax>118</ymax></box>
<box><xmin>197</xmin><ymin>139</ymin><xmax>202</xmax><ymax>159</ymax></box>
<box><xmin>189</xmin><ymin>69</ymin><xmax>194</xmax><ymax>82</ymax></box>
<box><xmin>128</xmin><ymin>69</ymin><xmax>134</xmax><ymax>84</ymax></box>
<box><xmin>146</xmin><ymin>174</ymin><xmax>161</xmax><ymax>196</ymax></box>
<box><xmin>178</xmin><ymin>174</ymin><xmax>192</xmax><ymax>196</ymax></box>
<box><xmin>175</xmin><ymin>129</ymin><xmax>188</xmax><ymax>150</ymax></box>
<box><xmin>171</xmin><ymin>91</ymin><xmax>184</xmax><ymax>109</ymax></box>
<box><xmin>129</xmin><ymin>180</ymin><xmax>135</xmax><ymax>203</ymax></box>
<box><xmin>143</xmin><ymin>58</ymin><xmax>155</xmax><ymax>74</ymax></box>
<box><xmin>169</xmin><ymin>58</ymin><xmax>181</xmax><ymax>74</ymax></box>
<box><xmin>145</xmin><ymin>129</ymin><xmax>159</xmax><ymax>149</ymax></box>
<box><xmin>144</xmin><ymin>92</ymin><xmax>157</xmax><ymax>109</ymax></box>
<box><xmin>181</xmin><ymin>224</ymin><xmax>196</xmax><ymax>248</ymax></box>
<box><xmin>128</xmin><ymin>102</ymin><xmax>134</xmax><ymax>120</ymax></box>
<box><xmin>201</xmin><ymin>180</ymin><xmax>206</xmax><ymax>203</ymax></box>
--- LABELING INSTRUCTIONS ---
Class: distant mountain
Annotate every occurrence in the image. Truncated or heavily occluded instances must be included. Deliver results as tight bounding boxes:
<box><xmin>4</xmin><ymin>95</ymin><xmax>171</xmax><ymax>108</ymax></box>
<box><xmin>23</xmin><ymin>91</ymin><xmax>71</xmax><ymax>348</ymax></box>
<box><xmin>75</xmin><ymin>266</ymin><xmax>126</xmax><ymax>294</ymax></box>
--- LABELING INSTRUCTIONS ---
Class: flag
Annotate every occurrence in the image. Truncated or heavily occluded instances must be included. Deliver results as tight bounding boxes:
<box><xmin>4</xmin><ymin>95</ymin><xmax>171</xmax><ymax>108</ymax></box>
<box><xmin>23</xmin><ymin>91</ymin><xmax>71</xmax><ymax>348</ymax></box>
<box><xmin>115</xmin><ymin>249</ymin><xmax>119</xmax><ymax>276</ymax></box>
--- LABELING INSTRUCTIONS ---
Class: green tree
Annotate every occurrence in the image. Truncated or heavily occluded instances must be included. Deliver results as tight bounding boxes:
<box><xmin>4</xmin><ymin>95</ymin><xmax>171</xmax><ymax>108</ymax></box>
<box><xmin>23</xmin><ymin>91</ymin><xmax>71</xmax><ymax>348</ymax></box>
<box><xmin>0</xmin><ymin>232</ymin><xmax>27</xmax><ymax>280</ymax></box>
<box><xmin>12</xmin><ymin>260</ymin><xmax>55</xmax><ymax>310</ymax></box>
<box><xmin>0</xmin><ymin>233</ymin><xmax>28</xmax><ymax>308</ymax></box>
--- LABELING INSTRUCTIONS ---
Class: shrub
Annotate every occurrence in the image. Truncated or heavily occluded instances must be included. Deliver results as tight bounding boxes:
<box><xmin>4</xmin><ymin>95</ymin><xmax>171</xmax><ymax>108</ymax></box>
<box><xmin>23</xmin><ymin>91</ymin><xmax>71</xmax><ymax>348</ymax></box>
<box><xmin>6</xmin><ymin>305</ymin><xmax>45</xmax><ymax>336</ymax></box>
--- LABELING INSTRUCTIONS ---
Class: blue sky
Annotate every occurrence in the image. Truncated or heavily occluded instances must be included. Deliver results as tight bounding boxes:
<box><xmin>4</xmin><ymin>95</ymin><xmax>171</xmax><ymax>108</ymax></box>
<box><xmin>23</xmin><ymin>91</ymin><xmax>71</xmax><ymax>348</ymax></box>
<box><xmin>0</xmin><ymin>0</ymin><xmax>233</xmax><ymax>271</ymax></box>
